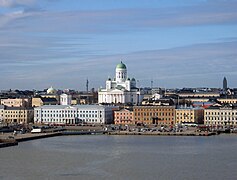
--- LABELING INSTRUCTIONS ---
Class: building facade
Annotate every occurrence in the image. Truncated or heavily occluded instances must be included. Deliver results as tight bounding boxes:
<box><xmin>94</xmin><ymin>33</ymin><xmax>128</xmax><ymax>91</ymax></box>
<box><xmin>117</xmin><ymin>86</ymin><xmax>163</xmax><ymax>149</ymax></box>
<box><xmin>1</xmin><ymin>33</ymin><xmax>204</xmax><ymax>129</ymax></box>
<box><xmin>0</xmin><ymin>105</ymin><xmax>34</xmax><ymax>124</ymax></box>
<box><xmin>60</xmin><ymin>94</ymin><xmax>72</xmax><ymax>105</ymax></box>
<box><xmin>1</xmin><ymin>98</ymin><xmax>31</xmax><ymax>108</ymax></box>
<box><xmin>98</xmin><ymin>62</ymin><xmax>144</xmax><ymax>105</ymax></box>
<box><xmin>217</xmin><ymin>98</ymin><xmax>237</xmax><ymax>104</ymax></box>
<box><xmin>204</xmin><ymin>105</ymin><xmax>237</xmax><ymax>127</ymax></box>
<box><xmin>32</xmin><ymin>97</ymin><xmax>58</xmax><ymax>107</ymax></box>
<box><xmin>133</xmin><ymin>106</ymin><xmax>175</xmax><ymax>125</ymax></box>
<box><xmin>34</xmin><ymin>105</ymin><xmax>118</xmax><ymax>125</ymax></box>
<box><xmin>175</xmin><ymin>106</ymin><xmax>204</xmax><ymax>125</ymax></box>
<box><xmin>114</xmin><ymin>108</ymin><xmax>134</xmax><ymax>125</ymax></box>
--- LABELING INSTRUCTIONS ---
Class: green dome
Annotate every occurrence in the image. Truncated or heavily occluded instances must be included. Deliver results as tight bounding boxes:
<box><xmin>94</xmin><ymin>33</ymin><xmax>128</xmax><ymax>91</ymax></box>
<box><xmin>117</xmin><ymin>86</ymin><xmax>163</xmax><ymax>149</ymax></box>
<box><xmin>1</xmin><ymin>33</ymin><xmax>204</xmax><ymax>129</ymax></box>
<box><xmin>116</xmin><ymin>61</ymin><xmax>127</xmax><ymax>69</ymax></box>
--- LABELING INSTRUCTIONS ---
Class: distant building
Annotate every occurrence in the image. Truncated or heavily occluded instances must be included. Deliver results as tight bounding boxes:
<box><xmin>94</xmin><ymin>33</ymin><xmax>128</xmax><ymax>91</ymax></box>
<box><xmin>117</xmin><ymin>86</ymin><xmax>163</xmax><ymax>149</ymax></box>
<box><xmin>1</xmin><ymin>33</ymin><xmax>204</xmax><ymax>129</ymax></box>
<box><xmin>34</xmin><ymin>105</ymin><xmax>119</xmax><ymax>125</ymax></box>
<box><xmin>0</xmin><ymin>105</ymin><xmax>4</xmax><ymax>123</ymax></box>
<box><xmin>98</xmin><ymin>61</ymin><xmax>144</xmax><ymax>105</ymax></box>
<box><xmin>114</xmin><ymin>108</ymin><xmax>134</xmax><ymax>125</ymax></box>
<box><xmin>60</xmin><ymin>94</ymin><xmax>72</xmax><ymax>105</ymax></box>
<box><xmin>217</xmin><ymin>98</ymin><xmax>237</xmax><ymax>104</ymax></box>
<box><xmin>177</xmin><ymin>92</ymin><xmax>220</xmax><ymax>98</ymax></box>
<box><xmin>223</xmin><ymin>77</ymin><xmax>228</xmax><ymax>90</ymax></box>
<box><xmin>47</xmin><ymin>86</ymin><xmax>57</xmax><ymax>94</ymax></box>
<box><xmin>133</xmin><ymin>105</ymin><xmax>175</xmax><ymax>125</ymax></box>
<box><xmin>175</xmin><ymin>106</ymin><xmax>204</xmax><ymax>125</ymax></box>
<box><xmin>1</xmin><ymin>98</ymin><xmax>31</xmax><ymax>108</ymax></box>
<box><xmin>192</xmin><ymin>102</ymin><xmax>214</xmax><ymax>109</ymax></box>
<box><xmin>32</xmin><ymin>96</ymin><xmax>58</xmax><ymax>107</ymax></box>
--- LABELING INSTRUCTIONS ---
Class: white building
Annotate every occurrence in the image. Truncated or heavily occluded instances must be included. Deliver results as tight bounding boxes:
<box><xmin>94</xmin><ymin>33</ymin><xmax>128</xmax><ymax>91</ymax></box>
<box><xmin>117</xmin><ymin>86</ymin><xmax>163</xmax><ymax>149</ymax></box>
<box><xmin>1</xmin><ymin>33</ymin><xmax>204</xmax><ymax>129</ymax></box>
<box><xmin>60</xmin><ymin>93</ymin><xmax>72</xmax><ymax>105</ymax></box>
<box><xmin>204</xmin><ymin>104</ymin><xmax>237</xmax><ymax>127</ymax></box>
<box><xmin>98</xmin><ymin>61</ymin><xmax>144</xmax><ymax>104</ymax></box>
<box><xmin>34</xmin><ymin>105</ymin><xmax>118</xmax><ymax>125</ymax></box>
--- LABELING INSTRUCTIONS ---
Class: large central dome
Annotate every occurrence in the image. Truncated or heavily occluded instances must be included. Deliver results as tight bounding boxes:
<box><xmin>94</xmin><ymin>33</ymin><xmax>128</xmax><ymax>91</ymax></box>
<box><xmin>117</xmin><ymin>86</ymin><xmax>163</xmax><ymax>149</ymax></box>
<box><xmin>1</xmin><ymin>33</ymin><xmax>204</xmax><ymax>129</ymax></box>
<box><xmin>116</xmin><ymin>61</ymin><xmax>127</xmax><ymax>69</ymax></box>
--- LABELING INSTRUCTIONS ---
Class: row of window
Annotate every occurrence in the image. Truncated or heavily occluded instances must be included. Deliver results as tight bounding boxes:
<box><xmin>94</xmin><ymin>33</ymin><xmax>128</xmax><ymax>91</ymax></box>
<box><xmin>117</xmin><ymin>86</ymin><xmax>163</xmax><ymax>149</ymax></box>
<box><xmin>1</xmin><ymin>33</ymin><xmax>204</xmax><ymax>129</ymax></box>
<box><xmin>176</xmin><ymin>117</ymin><xmax>194</xmax><ymax>120</ymax></box>
<box><xmin>206</xmin><ymin>111</ymin><xmax>237</xmax><ymax>115</ymax></box>
<box><xmin>39</xmin><ymin>114</ymin><xmax>100</xmax><ymax>118</ymax></box>
<box><xmin>135</xmin><ymin>117</ymin><xmax>173</xmax><ymax>121</ymax></box>
<box><xmin>2</xmin><ymin>111</ymin><xmax>29</xmax><ymax>113</ymax></box>
<box><xmin>134</xmin><ymin>109</ymin><xmax>174</xmax><ymax>112</ymax></box>
<box><xmin>41</xmin><ymin>119</ymin><xmax>100</xmax><ymax>123</ymax></box>
<box><xmin>134</xmin><ymin>112</ymin><xmax>173</xmax><ymax>116</ymax></box>
<box><xmin>205</xmin><ymin>122</ymin><xmax>237</xmax><ymax>125</ymax></box>
<box><xmin>4</xmin><ymin>115</ymin><xmax>27</xmax><ymax>118</ymax></box>
<box><xmin>39</xmin><ymin>110</ymin><xmax>100</xmax><ymax>114</ymax></box>
<box><xmin>205</xmin><ymin>117</ymin><xmax>237</xmax><ymax>120</ymax></box>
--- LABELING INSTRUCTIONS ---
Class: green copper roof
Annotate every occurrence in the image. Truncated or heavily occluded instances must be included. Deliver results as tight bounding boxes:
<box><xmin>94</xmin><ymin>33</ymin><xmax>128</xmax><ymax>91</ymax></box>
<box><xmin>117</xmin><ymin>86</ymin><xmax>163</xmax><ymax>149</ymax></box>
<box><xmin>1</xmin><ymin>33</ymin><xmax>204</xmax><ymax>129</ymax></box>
<box><xmin>116</xmin><ymin>61</ymin><xmax>127</xmax><ymax>69</ymax></box>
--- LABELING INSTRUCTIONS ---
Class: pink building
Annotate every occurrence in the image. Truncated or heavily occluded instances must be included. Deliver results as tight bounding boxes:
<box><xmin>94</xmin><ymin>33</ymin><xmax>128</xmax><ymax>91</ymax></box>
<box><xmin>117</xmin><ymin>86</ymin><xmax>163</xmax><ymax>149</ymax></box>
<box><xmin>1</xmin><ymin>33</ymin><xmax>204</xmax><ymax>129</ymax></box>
<box><xmin>114</xmin><ymin>108</ymin><xmax>134</xmax><ymax>125</ymax></box>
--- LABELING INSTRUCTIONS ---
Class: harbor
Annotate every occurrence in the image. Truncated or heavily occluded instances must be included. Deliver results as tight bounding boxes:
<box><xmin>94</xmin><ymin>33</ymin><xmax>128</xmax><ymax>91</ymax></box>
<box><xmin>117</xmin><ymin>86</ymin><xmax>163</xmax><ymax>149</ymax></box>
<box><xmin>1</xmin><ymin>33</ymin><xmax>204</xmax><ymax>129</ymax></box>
<box><xmin>1</xmin><ymin>124</ymin><xmax>236</xmax><ymax>148</ymax></box>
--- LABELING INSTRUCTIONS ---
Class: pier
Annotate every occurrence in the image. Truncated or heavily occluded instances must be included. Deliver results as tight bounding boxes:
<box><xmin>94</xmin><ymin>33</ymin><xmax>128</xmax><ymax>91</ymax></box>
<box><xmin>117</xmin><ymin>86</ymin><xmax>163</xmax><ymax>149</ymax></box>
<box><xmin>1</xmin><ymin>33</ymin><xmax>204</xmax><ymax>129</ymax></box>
<box><xmin>107</xmin><ymin>131</ymin><xmax>217</xmax><ymax>136</ymax></box>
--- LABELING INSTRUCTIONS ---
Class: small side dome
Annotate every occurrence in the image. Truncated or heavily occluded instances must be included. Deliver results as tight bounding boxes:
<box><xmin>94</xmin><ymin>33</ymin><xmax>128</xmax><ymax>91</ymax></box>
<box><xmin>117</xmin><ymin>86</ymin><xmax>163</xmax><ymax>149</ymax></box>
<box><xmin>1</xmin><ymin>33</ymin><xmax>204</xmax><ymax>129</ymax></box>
<box><xmin>131</xmin><ymin>78</ymin><xmax>136</xmax><ymax>81</ymax></box>
<box><xmin>116</xmin><ymin>61</ymin><xmax>127</xmax><ymax>69</ymax></box>
<box><xmin>47</xmin><ymin>86</ymin><xmax>57</xmax><ymax>94</ymax></box>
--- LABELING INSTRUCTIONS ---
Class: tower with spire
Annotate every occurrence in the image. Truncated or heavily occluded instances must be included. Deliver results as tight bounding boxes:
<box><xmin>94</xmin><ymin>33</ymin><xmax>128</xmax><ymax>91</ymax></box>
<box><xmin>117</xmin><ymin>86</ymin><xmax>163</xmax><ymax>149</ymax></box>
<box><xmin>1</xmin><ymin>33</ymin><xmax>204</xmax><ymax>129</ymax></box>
<box><xmin>223</xmin><ymin>77</ymin><xmax>227</xmax><ymax>90</ymax></box>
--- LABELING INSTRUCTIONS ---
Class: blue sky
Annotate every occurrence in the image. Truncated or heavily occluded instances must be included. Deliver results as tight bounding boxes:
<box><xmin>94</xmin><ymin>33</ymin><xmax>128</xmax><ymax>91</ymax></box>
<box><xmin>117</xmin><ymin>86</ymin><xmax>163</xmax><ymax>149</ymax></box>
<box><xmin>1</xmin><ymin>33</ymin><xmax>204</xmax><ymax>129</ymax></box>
<box><xmin>0</xmin><ymin>0</ymin><xmax>237</xmax><ymax>90</ymax></box>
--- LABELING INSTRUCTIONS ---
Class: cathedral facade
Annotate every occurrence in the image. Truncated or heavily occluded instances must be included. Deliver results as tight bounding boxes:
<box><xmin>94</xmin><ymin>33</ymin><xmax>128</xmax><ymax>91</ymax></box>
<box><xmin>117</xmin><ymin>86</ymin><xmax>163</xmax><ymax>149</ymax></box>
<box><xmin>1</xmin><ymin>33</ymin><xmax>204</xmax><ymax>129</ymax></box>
<box><xmin>98</xmin><ymin>62</ymin><xmax>144</xmax><ymax>104</ymax></box>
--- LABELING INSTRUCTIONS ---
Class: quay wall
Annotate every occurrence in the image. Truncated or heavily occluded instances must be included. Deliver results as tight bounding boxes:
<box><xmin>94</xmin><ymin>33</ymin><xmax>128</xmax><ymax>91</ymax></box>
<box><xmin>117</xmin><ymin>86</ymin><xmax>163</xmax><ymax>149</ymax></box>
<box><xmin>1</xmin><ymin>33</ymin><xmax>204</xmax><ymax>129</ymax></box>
<box><xmin>0</xmin><ymin>139</ymin><xmax>18</xmax><ymax>148</ymax></box>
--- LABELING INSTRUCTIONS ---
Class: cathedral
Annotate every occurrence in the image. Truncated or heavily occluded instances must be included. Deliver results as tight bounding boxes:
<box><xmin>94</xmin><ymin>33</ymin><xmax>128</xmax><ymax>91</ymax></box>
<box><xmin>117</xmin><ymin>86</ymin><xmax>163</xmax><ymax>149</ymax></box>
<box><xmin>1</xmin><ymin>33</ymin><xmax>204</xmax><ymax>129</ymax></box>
<box><xmin>98</xmin><ymin>61</ymin><xmax>144</xmax><ymax>104</ymax></box>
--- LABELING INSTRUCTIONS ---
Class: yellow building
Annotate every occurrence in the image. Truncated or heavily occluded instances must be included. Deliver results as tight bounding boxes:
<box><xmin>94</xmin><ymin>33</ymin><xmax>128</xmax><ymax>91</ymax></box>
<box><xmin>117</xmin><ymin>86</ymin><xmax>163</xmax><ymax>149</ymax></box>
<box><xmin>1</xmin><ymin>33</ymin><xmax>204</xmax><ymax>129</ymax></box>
<box><xmin>134</xmin><ymin>106</ymin><xmax>175</xmax><ymax>125</ymax></box>
<box><xmin>32</xmin><ymin>97</ymin><xmax>58</xmax><ymax>107</ymax></box>
<box><xmin>0</xmin><ymin>106</ymin><xmax>34</xmax><ymax>124</ymax></box>
<box><xmin>175</xmin><ymin>106</ymin><xmax>204</xmax><ymax>125</ymax></box>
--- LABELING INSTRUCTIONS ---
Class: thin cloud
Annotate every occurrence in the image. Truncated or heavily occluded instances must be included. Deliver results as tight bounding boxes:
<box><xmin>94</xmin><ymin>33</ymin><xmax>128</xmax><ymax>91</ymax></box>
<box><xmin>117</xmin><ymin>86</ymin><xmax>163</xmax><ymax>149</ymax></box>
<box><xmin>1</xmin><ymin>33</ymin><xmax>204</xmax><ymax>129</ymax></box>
<box><xmin>1</xmin><ymin>0</ymin><xmax>237</xmax><ymax>32</ymax></box>
<box><xmin>1</xmin><ymin>41</ymin><xmax>236</xmax><ymax>89</ymax></box>
<box><xmin>0</xmin><ymin>0</ymin><xmax>35</xmax><ymax>8</ymax></box>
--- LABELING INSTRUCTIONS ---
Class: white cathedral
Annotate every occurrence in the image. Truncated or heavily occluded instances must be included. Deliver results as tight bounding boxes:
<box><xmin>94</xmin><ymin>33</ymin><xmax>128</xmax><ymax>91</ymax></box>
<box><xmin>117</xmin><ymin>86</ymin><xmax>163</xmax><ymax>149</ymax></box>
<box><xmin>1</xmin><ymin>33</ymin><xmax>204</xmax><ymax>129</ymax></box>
<box><xmin>98</xmin><ymin>61</ymin><xmax>144</xmax><ymax>104</ymax></box>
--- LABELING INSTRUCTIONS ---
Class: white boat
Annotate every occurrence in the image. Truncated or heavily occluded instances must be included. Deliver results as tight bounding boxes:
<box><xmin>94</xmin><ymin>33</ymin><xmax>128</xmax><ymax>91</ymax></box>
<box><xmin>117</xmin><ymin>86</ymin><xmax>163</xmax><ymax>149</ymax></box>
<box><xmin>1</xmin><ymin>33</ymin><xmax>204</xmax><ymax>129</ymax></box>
<box><xmin>31</xmin><ymin>128</ymin><xmax>42</xmax><ymax>133</ymax></box>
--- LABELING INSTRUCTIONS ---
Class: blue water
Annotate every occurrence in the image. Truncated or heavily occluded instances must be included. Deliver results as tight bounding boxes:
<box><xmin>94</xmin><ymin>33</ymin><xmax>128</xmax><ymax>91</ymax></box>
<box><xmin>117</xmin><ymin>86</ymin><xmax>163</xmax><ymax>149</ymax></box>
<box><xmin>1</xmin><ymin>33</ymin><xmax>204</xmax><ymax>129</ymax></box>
<box><xmin>1</xmin><ymin>135</ymin><xmax>237</xmax><ymax>180</ymax></box>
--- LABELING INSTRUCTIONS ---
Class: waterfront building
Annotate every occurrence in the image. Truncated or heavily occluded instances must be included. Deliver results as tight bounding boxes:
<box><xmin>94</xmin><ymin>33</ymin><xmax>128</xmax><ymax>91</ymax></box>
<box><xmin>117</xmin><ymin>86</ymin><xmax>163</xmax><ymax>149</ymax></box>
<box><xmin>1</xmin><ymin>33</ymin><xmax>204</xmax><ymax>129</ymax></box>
<box><xmin>1</xmin><ymin>98</ymin><xmax>31</xmax><ymax>108</ymax></box>
<box><xmin>175</xmin><ymin>106</ymin><xmax>204</xmax><ymax>125</ymax></box>
<box><xmin>204</xmin><ymin>104</ymin><xmax>237</xmax><ymax>127</ymax></box>
<box><xmin>114</xmin><ymin>108</ymin><xmax>134</xmax><ymax>125</ymax></box>
<box><xmin>34</xmin><ymin>105</ymin><xmax>118</xmax><ymax>125</ymax></box>
<box><xmin>98</xmin><ymin>61</ymin><xmax>144</xmax><ymax>105</ymax></box>
<box><xmin>60</xmin><ymin>94</ymin><xmax>72</xmax><ymax>105</ymax></box>
<box><xmin>133</xmin><ymin>106</ymin><xmax>175</xmax><ymax>125</ymax></box>
<box><xmin>0</xmin><ymin>105</ymin><xmax>34</xmax><ymax>124</ymax></box>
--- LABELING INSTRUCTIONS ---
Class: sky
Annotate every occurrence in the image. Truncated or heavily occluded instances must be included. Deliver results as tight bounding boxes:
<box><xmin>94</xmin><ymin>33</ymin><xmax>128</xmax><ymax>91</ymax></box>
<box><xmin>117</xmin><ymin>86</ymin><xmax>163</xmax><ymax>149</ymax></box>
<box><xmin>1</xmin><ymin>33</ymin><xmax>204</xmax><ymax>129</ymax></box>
<box><xmin>0</xmin><ymin>0</ymin><xmax>237</xmax><ymax>90</ymax></box>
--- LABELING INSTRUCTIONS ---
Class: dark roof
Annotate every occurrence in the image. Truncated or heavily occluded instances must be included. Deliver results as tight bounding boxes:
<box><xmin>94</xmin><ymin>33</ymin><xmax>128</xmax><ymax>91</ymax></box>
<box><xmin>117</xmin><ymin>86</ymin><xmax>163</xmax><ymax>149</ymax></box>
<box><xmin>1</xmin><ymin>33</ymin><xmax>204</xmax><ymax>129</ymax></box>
<box><xmin>41</xmin><ymin>97</ymin><xmax>58</xmax><ymax>102</ymax></box>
